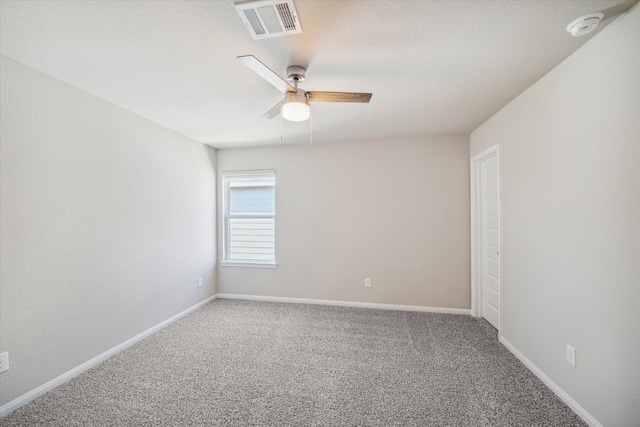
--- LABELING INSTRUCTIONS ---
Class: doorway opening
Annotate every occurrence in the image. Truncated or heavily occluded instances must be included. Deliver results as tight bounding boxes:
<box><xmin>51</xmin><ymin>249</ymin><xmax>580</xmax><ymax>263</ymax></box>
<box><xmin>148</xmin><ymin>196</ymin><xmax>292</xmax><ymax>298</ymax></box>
<box><xmin>471</xmin><ymin>144</ymin><xmax>501</xmax><ymax>330</ymax></box>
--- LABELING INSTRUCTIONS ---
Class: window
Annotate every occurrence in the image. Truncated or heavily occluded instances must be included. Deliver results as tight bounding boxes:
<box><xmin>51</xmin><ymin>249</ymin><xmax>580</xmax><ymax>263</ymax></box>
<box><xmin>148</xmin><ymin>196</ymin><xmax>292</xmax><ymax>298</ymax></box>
<box><xmin>221</xmin><ymin>170</ymin><xmax>276</xmax><ymax>268</ymax></box>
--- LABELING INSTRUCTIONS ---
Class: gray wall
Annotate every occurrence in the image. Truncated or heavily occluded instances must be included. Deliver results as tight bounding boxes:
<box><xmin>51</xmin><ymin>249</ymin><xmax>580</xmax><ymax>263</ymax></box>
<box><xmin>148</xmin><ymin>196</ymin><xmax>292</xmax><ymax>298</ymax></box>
<box><xmin>470</xmin><ymin>5</ymin><xmax>639</xmax><ymax>426</ymax></box>
<box><xmin>0</xmin><ymin>56</ymin><xmax>217</xmax><ymax>406</ymax></box>
<box><xmin>217</xmin><ymin>136</ymin><xmax>470</xmax><ymax>309</ymax></box>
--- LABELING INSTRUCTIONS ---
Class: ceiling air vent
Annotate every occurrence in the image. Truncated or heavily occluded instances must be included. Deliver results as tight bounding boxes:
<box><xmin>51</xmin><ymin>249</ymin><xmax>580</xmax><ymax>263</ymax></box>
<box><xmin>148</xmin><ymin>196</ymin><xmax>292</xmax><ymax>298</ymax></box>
<box><xmin>234</xmin><ymin>0</ymin><xmax>302</xmax><ymax>39</ymax></box>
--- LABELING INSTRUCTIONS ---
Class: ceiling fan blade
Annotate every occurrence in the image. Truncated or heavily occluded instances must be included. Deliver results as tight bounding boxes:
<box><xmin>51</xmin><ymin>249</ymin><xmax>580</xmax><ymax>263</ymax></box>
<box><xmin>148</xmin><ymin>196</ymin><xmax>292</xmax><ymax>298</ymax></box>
<box><xmin>307</xmin><ymin>91</ymin><xmax>372</xmax><ymax>103</ymax></box>
<box><xmin>238</xmin><ymin>55</ymin><xmax>296</xmax><ymax>93</ymax></box>
<box><xmin>261</xmin><ymin>102</ymin><xmax>283</xmax><ymax>119</ymax></box>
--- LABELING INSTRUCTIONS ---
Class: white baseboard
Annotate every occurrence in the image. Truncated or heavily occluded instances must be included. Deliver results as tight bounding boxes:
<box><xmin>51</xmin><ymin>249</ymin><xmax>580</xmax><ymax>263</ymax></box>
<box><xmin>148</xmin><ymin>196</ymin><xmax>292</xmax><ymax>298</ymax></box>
<box><xmin>216</xmin><ymin>293</ymin><xmax>471</xmax><ymax>315</ymax></box>
<box><xmin>0</xmin><ymin>295</ymin><xmax>217</xmax><ymax>417</ymax></box>
<box><xmin>499</xmin><ymin>336</ymin><xmax>603</xmax><ymax>427</ymax></box>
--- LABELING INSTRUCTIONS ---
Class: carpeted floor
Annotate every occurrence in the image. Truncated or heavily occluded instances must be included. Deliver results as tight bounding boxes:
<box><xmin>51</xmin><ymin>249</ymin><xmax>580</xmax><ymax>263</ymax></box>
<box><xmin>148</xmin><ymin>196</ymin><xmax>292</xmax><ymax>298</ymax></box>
<box><xmin>3</xmin><ymin>299</ymin><xmax>587</xmax><ymax>426</ymax></box>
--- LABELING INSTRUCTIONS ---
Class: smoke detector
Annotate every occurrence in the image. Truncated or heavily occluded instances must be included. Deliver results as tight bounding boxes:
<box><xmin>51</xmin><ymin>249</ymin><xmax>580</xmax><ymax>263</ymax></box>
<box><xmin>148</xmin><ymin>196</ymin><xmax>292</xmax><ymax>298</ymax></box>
<box><xmin>566</xmin><ymin>13</ymin><xmax>604</xmax><ymax>37</ymax></box>
<box><xmin>234</xmin><ymin>0</ymin><xmax>302</xmax><ymax>40</ymax></box>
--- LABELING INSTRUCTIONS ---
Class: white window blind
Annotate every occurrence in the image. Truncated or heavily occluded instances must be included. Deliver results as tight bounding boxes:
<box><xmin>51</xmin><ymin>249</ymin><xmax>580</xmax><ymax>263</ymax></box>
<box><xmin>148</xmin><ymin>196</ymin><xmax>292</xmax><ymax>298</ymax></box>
<box><xmin>223</xmin><ymin>171</ymin><xmax>276</xmax><ymax>266</ymax></box>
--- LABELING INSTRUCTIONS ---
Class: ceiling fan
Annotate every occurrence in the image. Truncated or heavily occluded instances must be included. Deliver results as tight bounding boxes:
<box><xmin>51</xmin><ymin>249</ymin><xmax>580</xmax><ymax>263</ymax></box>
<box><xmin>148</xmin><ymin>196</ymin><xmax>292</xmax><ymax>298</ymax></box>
<box><xmin>238</xmin><ymin>55</ymin><xmax>372</xmax><ymax>122</ymax></box>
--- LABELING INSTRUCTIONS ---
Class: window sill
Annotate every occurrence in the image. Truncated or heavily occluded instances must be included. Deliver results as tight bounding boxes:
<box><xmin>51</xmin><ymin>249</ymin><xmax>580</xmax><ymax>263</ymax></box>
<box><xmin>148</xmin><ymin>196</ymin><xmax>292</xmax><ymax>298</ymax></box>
<box><xmin>220</xmin><ymin>261</ymin><xmax>278</xmax><ymax>269</ymax></box>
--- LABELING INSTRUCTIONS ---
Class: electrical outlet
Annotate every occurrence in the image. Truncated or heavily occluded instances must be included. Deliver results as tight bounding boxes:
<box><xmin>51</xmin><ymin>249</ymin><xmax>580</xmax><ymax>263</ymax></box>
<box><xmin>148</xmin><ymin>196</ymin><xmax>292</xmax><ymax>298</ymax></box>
<box><xmin>364</xmin><ymin>278</ymin><xmax>372</xmax><ymax>288</ymax></box>
<box><xmin>197</xmin><ymin>278</ymin><xmax>203</xmax><ymax>288</ymax></box>
<box><xmin>566</xmin><ymin>344</ymin><xmax>576</xmax><ymax>367</ymax></box>
<box><xmin>0</xmin><ymin>352</ymin><xmax>9</xmax><ymax>373</ymax></box>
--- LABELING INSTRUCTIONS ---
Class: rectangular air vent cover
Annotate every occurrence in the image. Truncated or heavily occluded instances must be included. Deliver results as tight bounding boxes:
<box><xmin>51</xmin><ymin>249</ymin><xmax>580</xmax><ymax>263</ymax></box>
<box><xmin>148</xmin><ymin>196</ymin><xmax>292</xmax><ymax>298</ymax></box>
<box><xmin>234</xmin><ymin>0</ymin><xmax>302</xmax><ymax>39</ymax></box>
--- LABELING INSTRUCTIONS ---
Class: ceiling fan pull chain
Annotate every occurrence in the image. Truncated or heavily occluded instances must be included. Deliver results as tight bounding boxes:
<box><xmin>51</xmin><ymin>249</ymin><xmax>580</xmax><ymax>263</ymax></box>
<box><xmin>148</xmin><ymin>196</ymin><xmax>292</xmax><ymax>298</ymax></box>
<box><xmin>280</xmin><ymin>111</ymin><xmax>283</xmax><ymax>143</ymax></box>
<box><xmin>309</xmin><ymin>107</ymin><xmax>313</xmax><ymax>145</ymax></box>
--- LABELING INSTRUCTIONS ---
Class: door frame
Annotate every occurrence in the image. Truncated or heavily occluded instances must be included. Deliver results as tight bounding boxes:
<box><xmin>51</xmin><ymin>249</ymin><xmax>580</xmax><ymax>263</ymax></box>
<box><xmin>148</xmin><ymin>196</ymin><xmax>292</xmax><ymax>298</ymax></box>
<box><xmin>470</xmin><ymin>144</ymin><xmax>501</xmax><ymax>329</ymax></box>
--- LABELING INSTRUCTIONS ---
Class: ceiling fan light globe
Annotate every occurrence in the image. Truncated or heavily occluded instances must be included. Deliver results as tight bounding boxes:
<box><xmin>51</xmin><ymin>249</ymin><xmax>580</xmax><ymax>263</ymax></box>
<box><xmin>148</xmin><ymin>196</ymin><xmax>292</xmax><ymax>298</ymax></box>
<box><xmin>282</xmin><ymin>92</ymin><xmax>310</xmax><ymax>121</ymax></box>
<box><xmin>282</xmin><ymin>102</ymin><xmax>310</xmax><ymax>121</ymax></box>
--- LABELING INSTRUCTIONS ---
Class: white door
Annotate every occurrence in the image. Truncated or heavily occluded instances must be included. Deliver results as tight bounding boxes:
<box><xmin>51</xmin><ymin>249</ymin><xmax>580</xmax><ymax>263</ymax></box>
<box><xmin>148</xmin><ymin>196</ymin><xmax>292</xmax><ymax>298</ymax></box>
<box><xmin>480</xmin><ymin>154</ymin><xmax>500</xmax><ymax>329</ymax></box>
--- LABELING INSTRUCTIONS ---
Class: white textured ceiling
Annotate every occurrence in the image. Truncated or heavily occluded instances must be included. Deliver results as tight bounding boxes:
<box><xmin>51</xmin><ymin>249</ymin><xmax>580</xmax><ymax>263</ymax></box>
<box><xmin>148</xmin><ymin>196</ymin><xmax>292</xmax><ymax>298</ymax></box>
<box><xmin>0</xmin><ymin>0</ymin><xmax>634</xmax><ymax>148</ymax></box>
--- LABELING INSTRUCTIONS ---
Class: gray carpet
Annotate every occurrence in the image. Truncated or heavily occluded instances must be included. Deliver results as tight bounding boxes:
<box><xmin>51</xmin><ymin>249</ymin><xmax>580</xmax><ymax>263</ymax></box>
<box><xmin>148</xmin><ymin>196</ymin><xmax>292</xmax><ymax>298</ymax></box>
<box><xmin>3</xmin><ymin>299</ymin><xmax>586</xmax><ymax>426</ymax></box>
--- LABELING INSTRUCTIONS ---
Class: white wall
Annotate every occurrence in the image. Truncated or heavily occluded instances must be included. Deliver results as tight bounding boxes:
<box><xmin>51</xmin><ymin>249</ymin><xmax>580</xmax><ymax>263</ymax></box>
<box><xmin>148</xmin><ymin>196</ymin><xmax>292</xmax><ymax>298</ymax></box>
<box><xmin>0</xmin><ymin>56</ymin><xmax>217</xmax><ymax>407</ymax></box>
<box><xmin>217</xmin><ymin>136</ymin><xmax>470</xmax><ymax>310</ymax></box>
<box><xmin>470</xmin><ymin>5</ymin><xmax>639</xmax><ymax>426</ymax></box>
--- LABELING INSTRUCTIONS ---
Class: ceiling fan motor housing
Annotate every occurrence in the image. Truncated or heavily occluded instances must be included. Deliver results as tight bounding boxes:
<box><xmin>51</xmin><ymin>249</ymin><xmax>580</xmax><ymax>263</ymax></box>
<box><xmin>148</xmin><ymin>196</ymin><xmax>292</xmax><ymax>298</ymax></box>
<box><xmin>287</xmin><ymin>65</ymin><xmax>306</xmax><ymax>83</ymax></box>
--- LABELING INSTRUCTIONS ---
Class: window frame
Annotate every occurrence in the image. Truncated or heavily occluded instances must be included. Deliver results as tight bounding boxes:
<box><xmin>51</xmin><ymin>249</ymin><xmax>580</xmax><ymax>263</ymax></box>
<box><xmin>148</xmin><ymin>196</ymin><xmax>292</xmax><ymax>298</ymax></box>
<box><xmin>220</xmin><ymin>169</ymin><xmax>277</xmax><ymax>268</ymax></box>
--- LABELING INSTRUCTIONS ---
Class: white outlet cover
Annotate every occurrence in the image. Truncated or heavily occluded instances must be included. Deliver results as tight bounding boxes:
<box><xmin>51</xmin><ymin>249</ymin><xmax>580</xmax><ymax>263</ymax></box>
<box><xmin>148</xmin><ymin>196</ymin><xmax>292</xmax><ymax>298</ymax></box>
<box><xmin>0</xmin><ymin>352</ymin><xmax>9</xmax><ymax>373</ymax></box>
<box><xmin>566</xmin><ymin>344</ymin><xmax>576</xmax><ymax>367</ymax></box>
